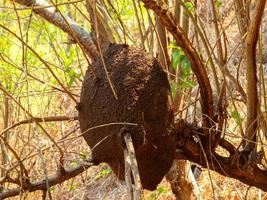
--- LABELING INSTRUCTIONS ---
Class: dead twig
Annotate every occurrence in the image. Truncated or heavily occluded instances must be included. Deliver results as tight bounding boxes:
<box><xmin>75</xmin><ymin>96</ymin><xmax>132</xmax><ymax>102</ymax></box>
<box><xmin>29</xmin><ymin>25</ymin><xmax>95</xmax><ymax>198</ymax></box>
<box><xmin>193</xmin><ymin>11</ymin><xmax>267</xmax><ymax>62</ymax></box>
<box><xmin>0</xmin><ymin>115</ymin><xmax>79</xmax><ymax>137</ymax></box>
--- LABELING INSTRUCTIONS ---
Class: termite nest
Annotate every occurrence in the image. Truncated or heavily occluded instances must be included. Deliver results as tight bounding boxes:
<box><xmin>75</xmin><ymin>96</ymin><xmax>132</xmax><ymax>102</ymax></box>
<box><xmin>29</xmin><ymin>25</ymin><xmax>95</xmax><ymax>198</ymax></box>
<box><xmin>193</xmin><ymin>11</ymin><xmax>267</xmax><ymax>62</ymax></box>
<box><xmin>79</xmin><ymin>44</ymin><xmax>175</xmax><ymax>190</ymax></box>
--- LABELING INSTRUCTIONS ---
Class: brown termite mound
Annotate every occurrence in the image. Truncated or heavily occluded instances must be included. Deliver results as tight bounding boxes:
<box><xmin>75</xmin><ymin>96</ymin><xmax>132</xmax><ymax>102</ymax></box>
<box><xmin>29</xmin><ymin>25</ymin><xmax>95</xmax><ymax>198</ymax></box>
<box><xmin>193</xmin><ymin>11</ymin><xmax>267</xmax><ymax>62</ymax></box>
<box><xmin>78</xmin><ymin>44</ymin><xmax>175</xmax><ymax>190</ymax></box>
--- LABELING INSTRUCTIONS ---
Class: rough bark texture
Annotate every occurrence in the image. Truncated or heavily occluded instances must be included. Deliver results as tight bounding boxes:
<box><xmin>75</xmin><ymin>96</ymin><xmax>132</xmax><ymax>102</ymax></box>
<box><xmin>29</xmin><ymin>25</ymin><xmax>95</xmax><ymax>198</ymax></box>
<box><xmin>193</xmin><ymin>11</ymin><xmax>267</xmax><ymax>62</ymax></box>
<box><xmin>174</xmin><ymin>120</ymin><xmax>267</xmax><ymax>192</ymax></box>
<box><xmin>167</xmin><ymin>160</ymin><xmax>195</xmax><ymax>200</ymax></box>
<box><xmin>79</xmin><ymin>44</ymin><xmax>175</xmax><ymax>190</ymax></box>
<box><xmin>244</xmin><ymin>0</ymin><xmax>266</xmax><ymax>151</ymax></box>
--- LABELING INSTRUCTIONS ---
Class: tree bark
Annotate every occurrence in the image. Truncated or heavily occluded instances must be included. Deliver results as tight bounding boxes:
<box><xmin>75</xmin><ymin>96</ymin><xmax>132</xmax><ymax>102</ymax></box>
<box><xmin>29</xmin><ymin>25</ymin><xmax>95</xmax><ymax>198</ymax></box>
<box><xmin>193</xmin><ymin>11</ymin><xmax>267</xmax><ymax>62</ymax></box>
<box><xmin>244</xmin><ymin>0</ymin><xmax>266</xmax><ymax>151</ymax></box>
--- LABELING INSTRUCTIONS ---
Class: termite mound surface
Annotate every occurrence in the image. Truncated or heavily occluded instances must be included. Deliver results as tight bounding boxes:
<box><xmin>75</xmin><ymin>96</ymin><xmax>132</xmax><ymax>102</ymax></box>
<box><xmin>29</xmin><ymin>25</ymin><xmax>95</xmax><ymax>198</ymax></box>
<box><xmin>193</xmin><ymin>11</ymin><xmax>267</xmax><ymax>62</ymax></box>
<box><xmin>79</xmin><ymin>43</ymin><xmax>175</xmax><ymax>190</ymax></box>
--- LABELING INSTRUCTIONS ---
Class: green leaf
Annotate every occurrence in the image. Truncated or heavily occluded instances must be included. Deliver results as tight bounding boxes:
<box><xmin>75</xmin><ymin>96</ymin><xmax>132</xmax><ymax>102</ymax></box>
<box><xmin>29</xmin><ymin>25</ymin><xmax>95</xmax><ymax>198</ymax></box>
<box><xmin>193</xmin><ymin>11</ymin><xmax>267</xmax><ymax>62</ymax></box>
<box><xmin>231</xmin><ymin>110</ymin><xmax>243</xmax><ymax>125</ymax></box>
<box><xmin>215</xmin><ymin>0</ymin><xmax>223</xmax><ymax>7</ymax></box>
<box><xmin>185</xmin><ymin>1</ymin><xmax>194</xmax><ymax>13</ymax></box>
<box><xmin>79</xmin><ymin>151</ymin><xmax>87</xmax><ymax>160</ymax></box>
<box><xmin>170</xmin><ymin>81</ymin><xmax>179</xmax><ymax>99</ymax></box>
<box><xmin>171</xmin><ymin>48</ymin><xmax>181</xmax><ymax>70</ymax></box>
<box><xmin>168</xmin><ymin>44</ymin><xmax>179</xmax><ymax>49</ymax></box>
<box><xmin>49</xmin><ymin>186</ymin><xmax>56</xmax><ymax>193</ymax></box>
<box><xmin>66</xmin><ymin>68</ymin><xmax>81</xmax><ymax>87</ymax></box>
<box><xmin>68</xmin><ymin>183</ymin><xmax>77</xmax><ymax>192</ymax></box>
<box><xmin>70</xmin><ymin>160</ymin><xmax>78</xmax><ymax>167</ymax></box>
<box><xmin>96</xmin><ymin>167</ymin><xmax>112</xmax><ymax>179</ymax></box>
<box><xmin>156</xmin><ymin>185</ymin><xmax>168</xmax><ymax>194</ymax></box>
<box><xmin>178</xmin><ymin>79</ymin><xmax>196</xmax><ymax>89</ymax></box>
<box><xmin>146</xmin><ymin>185</ymin><xmax>169</xmax><ymax>200</ymax></box>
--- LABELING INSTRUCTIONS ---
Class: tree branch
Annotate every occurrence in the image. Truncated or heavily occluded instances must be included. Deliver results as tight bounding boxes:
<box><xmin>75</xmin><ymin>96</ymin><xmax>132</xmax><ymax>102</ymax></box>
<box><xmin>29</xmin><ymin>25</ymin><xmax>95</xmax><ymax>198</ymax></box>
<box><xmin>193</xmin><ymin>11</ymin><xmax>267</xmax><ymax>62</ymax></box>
<box><xmin>244</xmin><ymin>0</ymin><xmax>266</xmax><ymax>151</ymax></box>
<box><xmin>2</xmin><ymin>120</ymin><xmax>267</xmax><ymax>199</ymax></box>
<box><xmin>0</xmin><ymin>115</ymin><xmax>79</xmax><ymax>137</ymax></box>
<box><xmin>85</xmin><ymin>0</ymin><xmax>115</xmax><ymax>50</ymax></box>
<box><xmin>0</xmin><ymin>159</ymin><xmax>97</xmax><ymax>199</ymax></box>
<box><xmin>174</xmin><ymin>120</ymin><xmax>267</xmax><ymax>192</ymax></box>
<box><xmin>141</xmin><ymin>0</ymin><xmax>214</xmax><ymax>130</ymax></box>
<box><xmin>12</xmin><ymin>0</ymin><xmax>99</xmax><ymax>59</ymax></box>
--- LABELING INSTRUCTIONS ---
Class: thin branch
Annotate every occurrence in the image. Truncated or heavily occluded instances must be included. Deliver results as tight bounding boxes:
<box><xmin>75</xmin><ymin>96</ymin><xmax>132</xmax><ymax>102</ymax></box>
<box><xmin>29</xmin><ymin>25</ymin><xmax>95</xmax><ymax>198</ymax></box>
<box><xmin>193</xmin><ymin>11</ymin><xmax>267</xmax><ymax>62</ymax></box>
<box><xmin>0</xmin><ymin>24</ymin><xmax>79</xmax><ymax>104</ymax></box>
<box><xmin>90</xmin><ymin>0</ymin><xmax>118</xmax><ymax>100</ymax></box>
<box><xmin>132</xmin><ymin>0</ymin><xmax>145</xmax><ymax>49</ymax></box>
<box><xmin>2</xmin><ymin>120</ymin><xmax>267</xmax><ymax>198</ymax></box>
<box><xmin>0</xmin><ymin>116</ymin><xmax>79</xmax><ymax>137</ymax></box>
<box><xmin>123</xmin><ymin>132</ymin><xmax>142</xmax><ymax>200</ymax></box>
<box><xmin>178</xmin><ymin>0</ymin><xmax>220</xmax><ymax>95</ymax></box>
<box><xmin>8</xmin><ymin>0</ymin><xmax>86</xmax><ymax>10</ymax></box>
<box><xmin>209</xmin><ymin>0</ymin><xmax>225</xmax><ymax>66</ymax></box>
<box><xmin>0</xmin><ymin>83</ymin><xmax>64</xmax><ymax>156</ymax></box>
<box><xmin>12</xmin><ymin>0</ymin><xmax>99</xmax><ymax>59</ymax></box>
<box><xmin>85</xmin><ymin>0</ymin><xmax>115</xmax><ymax>50</ymax></box>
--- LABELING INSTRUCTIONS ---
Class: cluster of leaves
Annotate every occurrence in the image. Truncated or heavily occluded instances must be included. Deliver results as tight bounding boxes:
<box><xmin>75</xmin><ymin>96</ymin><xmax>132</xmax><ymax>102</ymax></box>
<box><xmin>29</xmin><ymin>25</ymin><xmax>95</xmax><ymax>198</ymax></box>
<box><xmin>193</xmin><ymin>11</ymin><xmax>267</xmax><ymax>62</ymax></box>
<box><xmin>169</xmin><ymin>41</ymin><xmax>196</xmax><ymax>99</ymax></box>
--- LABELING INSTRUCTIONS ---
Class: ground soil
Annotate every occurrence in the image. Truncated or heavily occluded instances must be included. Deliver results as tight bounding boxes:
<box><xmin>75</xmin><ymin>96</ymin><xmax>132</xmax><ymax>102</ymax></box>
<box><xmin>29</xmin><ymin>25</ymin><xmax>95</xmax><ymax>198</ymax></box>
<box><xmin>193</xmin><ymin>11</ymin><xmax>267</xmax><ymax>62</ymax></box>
<box><xmin>78</xmin><ymin>43</ymin><xmax>176</xmax><ymax>190</ymax></box>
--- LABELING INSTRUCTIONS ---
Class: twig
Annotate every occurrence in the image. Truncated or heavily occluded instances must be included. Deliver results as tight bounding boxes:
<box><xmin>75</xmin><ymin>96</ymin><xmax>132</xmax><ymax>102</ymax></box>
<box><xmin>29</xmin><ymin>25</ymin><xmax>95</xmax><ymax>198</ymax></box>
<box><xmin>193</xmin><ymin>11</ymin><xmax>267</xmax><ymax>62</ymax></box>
<box><xmin>0</xmin><ymin>116</ymin><xmax>79</xmax><ymax>137</ymax></box>
<box><xmin>92</xmin><ymin>2</ymin><xmax>118</xmax><ymax>100</ymax></box>
<box><xmin>132</xmin><ymin>0</ymin><xmax>145</xmax><ymax>49</ymax></box>
<box><xmin>35</xmin><ymin>127</ymin><xmax>53</xmax><ymax>200</ymax></box>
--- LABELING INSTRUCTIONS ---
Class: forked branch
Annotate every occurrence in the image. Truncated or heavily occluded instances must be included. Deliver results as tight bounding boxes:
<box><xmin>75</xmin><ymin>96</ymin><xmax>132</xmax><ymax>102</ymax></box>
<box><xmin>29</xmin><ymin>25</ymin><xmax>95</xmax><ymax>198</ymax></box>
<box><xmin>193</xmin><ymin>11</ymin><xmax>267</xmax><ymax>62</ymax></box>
<box><xmin>174</xmin><ymin>120</ymin><xmax>267</xmax><ymax>191</ymax></box>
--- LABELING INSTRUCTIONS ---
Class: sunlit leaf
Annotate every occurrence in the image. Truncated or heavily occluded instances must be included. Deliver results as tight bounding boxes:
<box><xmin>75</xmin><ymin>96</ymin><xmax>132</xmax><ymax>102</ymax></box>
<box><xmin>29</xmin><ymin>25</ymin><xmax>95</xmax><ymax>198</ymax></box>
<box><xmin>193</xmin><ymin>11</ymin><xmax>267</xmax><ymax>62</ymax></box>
<box><xmin>170</xmin><ymin>81</ymin><xmax>179</xmax><ymax>99</ymax></box>
<box><xmin>185</xmin><ymin>1</ymin><xmax>194</xmax><ymax>13</ymax></box>
<box><xmin>178</xmin><ymin>79</ymin><xmax>196</xmax><ymax>89</ymax></box>
<box><xmin>231</xmin><ymin>110</ymin><xmax>243</xmax><ymax>125</ymax></box>
<box><xmin>216</xmin><ymin>0</ymin><xmax>223</xmax><ymax>7</ymax></box>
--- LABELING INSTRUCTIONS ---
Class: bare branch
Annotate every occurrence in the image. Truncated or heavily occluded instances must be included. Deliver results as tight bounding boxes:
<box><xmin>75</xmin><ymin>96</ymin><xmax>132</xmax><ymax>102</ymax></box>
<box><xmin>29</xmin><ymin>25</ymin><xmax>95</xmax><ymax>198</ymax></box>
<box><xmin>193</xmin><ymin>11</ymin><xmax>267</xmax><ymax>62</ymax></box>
<box><xmin>12</xmin><ymin>0</ymin><xmax>99</xmax><ymax>59</ymax></box>
<box><xmin>0</xmin><ymin>83</ymin><xmax>64</xmax><ymax>156</ymax></box>
<box><xmin>174</xmin><ymin>120</ymin><xmax>267</xmax><ymax>192</ymax></box>
<box><xmin>0</xmin><ymin>159</ymin><xmax>97</xmax><ymax>199</ymax></box>
<box><xmin>0</xmin><ymin>116</ymin><xmax>79</xmax><ymax>137</ymax></box>
<box><xmin>2</xmin><ymin>120</ymin><xmax>267</xmax><ymax>199</ymax></box>
<box><xmin>85</xmin><ymin>0</ymin><xmax>115</xmax><ymax>50</ymax></box>
<box><xmin>244</xmin><ymin>0</ymin><xmax>266</xmax><ymax>151</ymax></box>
